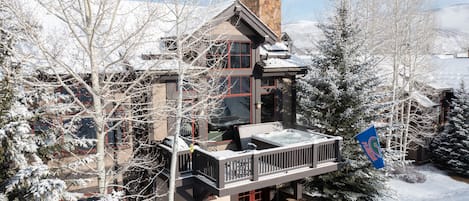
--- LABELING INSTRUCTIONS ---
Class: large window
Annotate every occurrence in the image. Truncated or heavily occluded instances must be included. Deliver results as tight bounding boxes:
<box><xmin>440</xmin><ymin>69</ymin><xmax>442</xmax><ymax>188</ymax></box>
<box><xmin>62</xmin><ymin>118</ymin><xmax>127</xmax><ymax>150</ymax></box>
<box><xmin>209</xmin><ymin>76</ymin><xmax>251</xmax><ymax>141</ymax></box>
<box><xmin>63</xmin><ymin>118</ymin><xmax>97</xmax><ymax>150</ymax></box>
<box><xmin>217</xmin><ymin>76</ymin><xmax>251</xmax><ymax>124</ymax></box>
<box><xmin>207</xmin><ymin>41</ymin><xmax>251</xmax><ymax>69</ymax></box>
<box><xmin>261</xmin><ymin>78</ymin><xmax>282</xmax><ymax>123</ymax></box>
<box><xmin>238</xmin><ymin>190</ymin><xmax>262</xmax><ymax>201</ymax></box>
<box><xmin>107</xmin><ymin>121</ymin><xmax>124</xmax><ymax>146</ymax></box>
<box><xmin>76</xmin><ymin>118</ymin><xmax>97</xmax><ymax>139</ymax></box>
<box><xmin>59</xmin><ymin>86</ymin><xmax>93</xmax><ymax>105</ymax></box>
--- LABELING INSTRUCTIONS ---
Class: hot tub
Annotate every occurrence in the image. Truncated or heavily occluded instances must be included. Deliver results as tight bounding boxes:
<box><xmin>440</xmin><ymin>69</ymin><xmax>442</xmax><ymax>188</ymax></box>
<box><xmin>251</xmin><ymin>128</ymin><xmax>333</xmax><ymax>147</ymax></box>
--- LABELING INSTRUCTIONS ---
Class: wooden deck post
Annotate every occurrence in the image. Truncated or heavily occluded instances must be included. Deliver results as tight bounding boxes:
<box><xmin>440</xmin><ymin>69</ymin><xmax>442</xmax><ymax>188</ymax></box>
<box><xmin>192</xmin><ymin>151</ymin><xmax>198</xmax><ymax>176</ymax></box>
<box><xmin>175</xmin><ymin>153</ymin><xmax>181</xmax><ymax>178</ymax></box>
<box><xmin>312</xmin><ymin>144</ymin><xmax>318</xmax><ymax>168</ymax></box>
<box><xmin>252</xmin><ymin>154</ymin><xmax>259</xmax><ymax>181</ymax></box>
<box><xmin>292</xmin><ymin>181</ymin><xmax>303</xmax><ymax>200</ymax></box>
<box><xmin>218</xmin><ymin>160</ymin><xmax>225</xmax><ymax>189</ymax></box>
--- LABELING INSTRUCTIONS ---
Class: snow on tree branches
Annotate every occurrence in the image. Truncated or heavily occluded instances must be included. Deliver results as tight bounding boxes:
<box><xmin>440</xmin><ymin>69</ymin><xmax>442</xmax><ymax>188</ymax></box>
<box><xmin>297</xmin><ymin>0</ymin><xmax>386</xmax><ymax>200</ymax></box>
<box><xmin>431</xmin><ymin>82</ymin><xmax>469</xmax><ymax>177</ymax></box>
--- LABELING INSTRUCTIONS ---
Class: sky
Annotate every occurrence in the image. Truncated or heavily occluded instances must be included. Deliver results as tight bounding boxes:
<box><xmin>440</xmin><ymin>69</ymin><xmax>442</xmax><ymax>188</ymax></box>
<box><xmin>282</xmin><ymin>0</ymin><xmax>469</xmax><ymax>23</ymax></box>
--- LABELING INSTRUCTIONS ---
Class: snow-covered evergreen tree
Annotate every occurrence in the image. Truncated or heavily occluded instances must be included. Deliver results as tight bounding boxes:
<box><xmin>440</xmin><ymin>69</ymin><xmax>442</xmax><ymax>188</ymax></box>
<box><xmin>0</xmin><ymin>76</ymin><xmax>78</xmax><ymax>201</ymax></box>
<box><xmin>0</xmin><ymin>5</ymin><xmax>77</xmax><ymax>200</ymax></box>
<box><xmin>297</xmin><ymin>0</ymin><xmax>386</xmax><ymax>200</ymax></box>
<box><xmin>431</xmin><ymin>82</ymin><xmax>469</xmax><ymax>177</ymax></box>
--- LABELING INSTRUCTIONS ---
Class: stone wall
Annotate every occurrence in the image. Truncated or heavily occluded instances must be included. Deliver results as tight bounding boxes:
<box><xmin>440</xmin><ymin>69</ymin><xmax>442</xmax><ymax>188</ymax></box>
<box><xmin>241</xmin><ymin>0</ymin><xmax>281</xmax><ymax>39</ymax></box>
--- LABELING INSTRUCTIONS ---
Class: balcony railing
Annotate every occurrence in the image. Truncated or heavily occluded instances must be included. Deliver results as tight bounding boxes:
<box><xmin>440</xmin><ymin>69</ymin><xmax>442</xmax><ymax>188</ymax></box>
<box><xmin>158</xmin><ymin>137</ymin><xmax>341</xmax><ymax>189</ymax></box>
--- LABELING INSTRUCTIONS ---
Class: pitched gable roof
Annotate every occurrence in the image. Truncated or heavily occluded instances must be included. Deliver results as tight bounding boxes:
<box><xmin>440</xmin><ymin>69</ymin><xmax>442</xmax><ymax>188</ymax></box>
<box><xmin>18</xmin><ymin>0</ymin><xmax>292</xmax><ymax>75</ymax></box>
<box><xmin>233</xmin><ymin>0</ymin><xmax>279</xmax><ymax>44</ymax></box>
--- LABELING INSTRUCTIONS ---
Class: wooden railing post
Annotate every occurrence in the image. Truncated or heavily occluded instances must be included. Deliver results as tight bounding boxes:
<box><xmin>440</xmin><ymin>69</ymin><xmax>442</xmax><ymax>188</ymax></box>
<box><xmin>192</xmin><ymin>151</ymin><xmax>198</xmax><ymax>176</ymax></box>
<box><xmin>312</xmin><ymin>143</ymin><xmax>318</xmax><ymax>168</ymax></box>
<box><xmin>218</xmin><ymin>159</ymin><xmax>225</xmax><ymax>189</ymax></box>
<box><xmin>175</xmin><ymin>153</ymin><xmax>181</xmax><ymax>178</ymax></box>
<box><xmin>252</xmin><ymin>153</ymin><xmax>259</xmax><ymax>181</ymax></box>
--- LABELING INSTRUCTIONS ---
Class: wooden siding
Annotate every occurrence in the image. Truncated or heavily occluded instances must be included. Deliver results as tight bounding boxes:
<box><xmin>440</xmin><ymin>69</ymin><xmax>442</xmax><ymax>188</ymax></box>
<box><xmin>152</xmin><ymin>83</ymin><xmax>168</xmax><ymax>141</ymax></box>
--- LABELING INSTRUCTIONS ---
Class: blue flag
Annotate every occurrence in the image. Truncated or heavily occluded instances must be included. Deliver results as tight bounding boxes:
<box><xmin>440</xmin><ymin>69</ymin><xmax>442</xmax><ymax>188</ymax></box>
<box><xmin>355</xmin><ymin>126</ymin><xmax>385</xmax><ymax>169</ymax></box>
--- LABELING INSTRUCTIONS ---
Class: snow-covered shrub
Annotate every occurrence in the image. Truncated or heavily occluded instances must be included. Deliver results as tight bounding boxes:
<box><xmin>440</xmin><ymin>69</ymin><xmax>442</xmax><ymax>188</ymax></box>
<box><xmin>387</xmin><ymin>165</ymin><xmax>426</xmax><ymax>183</ymax></box>
<box><xmin>399</xmin><ymin>171</ymin><xmax>426</xmax><ymax>183</ymax></box>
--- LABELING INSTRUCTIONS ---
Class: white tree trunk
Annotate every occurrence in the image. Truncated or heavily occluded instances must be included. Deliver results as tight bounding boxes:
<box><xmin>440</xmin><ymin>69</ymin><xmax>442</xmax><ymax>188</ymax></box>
<box><xmin>84</xmin><ymin>0</ymin><xmax>107</xmax><ymax>194</ymax></box>
<box><xmin>168</xmin><ymin>2</ymin><xmax>182</xmax><ymax>200</ymax></box>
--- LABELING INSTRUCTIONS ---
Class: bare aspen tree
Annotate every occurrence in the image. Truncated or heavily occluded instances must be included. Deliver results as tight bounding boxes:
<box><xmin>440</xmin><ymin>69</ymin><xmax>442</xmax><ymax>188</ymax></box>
<box><xmin>399</xmin><ymin>5</ymin><xmax>435</xmax><ymax>161</ymax></box>
<box><xmin>351</xmin><ymin>0</ymin><xmax>435</xmax><ymax>163</ymax></box>
<box><xmin>7</xmin><ymin>0</ymin><xmax>165</xmax><ymax>196</ymax></box>
<box><xmin>7</xmin><ymin>0</ymin><xmax>227</xmax><ymax>199</ymax></box>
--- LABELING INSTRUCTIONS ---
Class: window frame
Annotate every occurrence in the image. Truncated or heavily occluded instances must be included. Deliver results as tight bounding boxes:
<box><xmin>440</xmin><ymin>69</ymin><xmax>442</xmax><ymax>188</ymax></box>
<box><xmin>207</xmin><ymin>41</ymin><xmax>252</xmax><ymax>69</ymax></box>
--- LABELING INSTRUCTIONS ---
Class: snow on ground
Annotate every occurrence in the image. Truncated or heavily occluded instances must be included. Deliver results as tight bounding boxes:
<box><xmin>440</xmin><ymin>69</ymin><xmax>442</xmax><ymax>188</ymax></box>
<box><xmin>384</xmin><ymin>165</ymin><xmax>469</xmax><ymax>201</ymax></box>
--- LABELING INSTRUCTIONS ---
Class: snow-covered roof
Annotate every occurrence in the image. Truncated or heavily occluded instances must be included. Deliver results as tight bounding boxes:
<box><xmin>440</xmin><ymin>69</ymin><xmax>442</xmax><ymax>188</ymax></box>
<box><xmin>455</xmin><ymin>52</ymin><xmax>469</xmax><ymax>58</ymax></box>
<box><xmin>426</xmin><ymin>56</ymin><xmax>469</xmax><ymax>91</ymax></box>
<box><xmin>18</xmin><ymin>0</ymin><xmax>235</xmax><ymax>73</ymax></box>
<box><xmin>411</xmin><ymin>92</ymin><xmax>438</xmax><ymax>108</ymax></box>
<box><xmin>18</xmin><ymin>0</ymin><xmax>308</xmax><ymax>75</ymax></box>
<box><xmin>386</xmin><ymin>164</ymin><xmax>469</xmax><ymax>201</ymax></box>
<box><xmin>260</xmin><ymin>42</ymin><xmax>290</xmax><ymax>58</ymax></box>
<box><xmin>261</xmin><ymin>42</ymin><xmax>289</xmax><ymax>52</ymax></box>
<box><xmin>259</xmin><ymin>42</ymin><xmax>308</xmax><ymax>71</ymax></box>
<box><xmin>263</xmin><ymin>55</ymin><xmax>308</xmax><ymax>69</ymax></box>
<box><xmin>132</xmin><ymin>0</ymin><xmax>235</xmax><ymax>55</ymax></box>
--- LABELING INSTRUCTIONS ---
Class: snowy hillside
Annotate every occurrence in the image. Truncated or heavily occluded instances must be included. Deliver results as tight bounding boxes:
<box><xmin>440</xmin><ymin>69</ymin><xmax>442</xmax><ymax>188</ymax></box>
<box><xmin>284</xmin><ymin>4</ymin><xmax>469</xmax><ymax>54</ymax></box>
<box><xmin>433</xmin><ymin>4</ymin><xmax>469</xmax><ymax>53</ymax></box>
<box><xmin>434</xmin><ymin>4</ymin><xmax>469</xmax><ymax>33</ymax></box>
<box><xmin>282</xmin><ymin>20</ymin><xmax>321</xmax><ymax>54</ymax></box>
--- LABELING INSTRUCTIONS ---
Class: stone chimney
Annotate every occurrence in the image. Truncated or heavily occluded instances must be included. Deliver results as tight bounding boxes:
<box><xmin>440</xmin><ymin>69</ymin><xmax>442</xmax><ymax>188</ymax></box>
<box><xmin>240</xmin><ymin>0</ymin><xmax>281</xmax><ymax>40</ymax></box>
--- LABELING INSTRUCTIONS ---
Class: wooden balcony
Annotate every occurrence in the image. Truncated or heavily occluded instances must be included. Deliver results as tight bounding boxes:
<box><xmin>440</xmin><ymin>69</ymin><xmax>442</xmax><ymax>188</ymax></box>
<box><xmin>158</xmin><ymin>131</ymin><xmax>342</xmax><ymax>197</ymax></box>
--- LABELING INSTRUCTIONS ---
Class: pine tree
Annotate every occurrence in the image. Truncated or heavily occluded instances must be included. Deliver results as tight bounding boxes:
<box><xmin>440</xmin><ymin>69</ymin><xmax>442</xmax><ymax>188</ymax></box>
<box><xmin>297</xmin><ymin>1</ymin><xmax>386</xmax><ymax>200</ymax></box>
<box><xmin>0</xmin><ymin>6</ymin><xmax>77</xmax><ymax>200</ymax></box>
<box><xmin>431</xmin><ymin>82</ymin><xmax>469</xmax><ymax>177</ymax></box>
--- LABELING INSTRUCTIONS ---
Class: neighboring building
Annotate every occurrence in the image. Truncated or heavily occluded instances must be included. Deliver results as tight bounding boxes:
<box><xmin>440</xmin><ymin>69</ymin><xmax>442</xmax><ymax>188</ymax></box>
<box><xmin>404</xmin><ymin>55</ymin><xmax>469</xmax><ymax>163</ymax></box>
<box><xmin>424</xmin><ymin>55</ymin><xmax>469</xmax><ymax>125</ymax></box>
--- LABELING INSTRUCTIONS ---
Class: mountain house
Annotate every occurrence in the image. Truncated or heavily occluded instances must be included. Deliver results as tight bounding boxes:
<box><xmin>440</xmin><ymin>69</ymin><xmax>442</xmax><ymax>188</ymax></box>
<box><xmin>25</xmin><ymin>0</ymin><xmax>343</xmax><ymax>200</ymax></box>
<box><xmin>139</xmin><ymin>0</ymin><xmax>343</xmax><ymax>200</ymax></box>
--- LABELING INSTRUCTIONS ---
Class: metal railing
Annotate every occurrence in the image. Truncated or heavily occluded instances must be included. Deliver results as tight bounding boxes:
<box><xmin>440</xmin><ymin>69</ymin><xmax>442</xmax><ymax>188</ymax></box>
<box><xmin>158</xmin><ymin>138</ymin><xmax>341</xmax><ymax>189</ymax></box>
